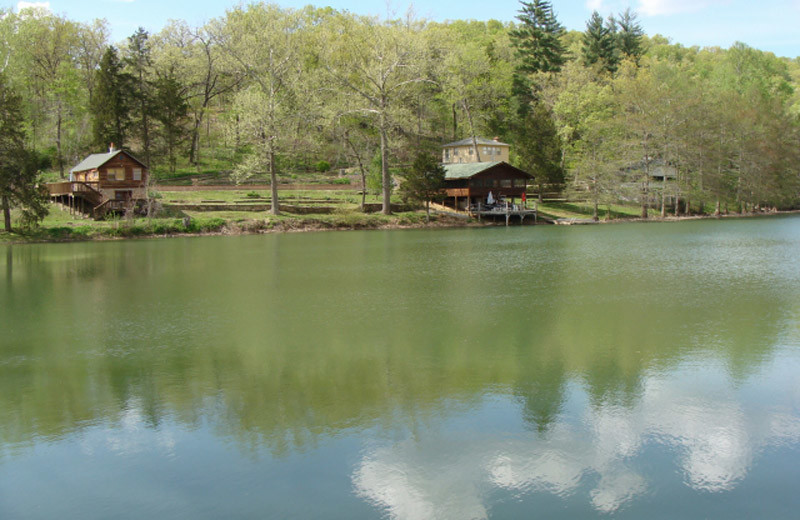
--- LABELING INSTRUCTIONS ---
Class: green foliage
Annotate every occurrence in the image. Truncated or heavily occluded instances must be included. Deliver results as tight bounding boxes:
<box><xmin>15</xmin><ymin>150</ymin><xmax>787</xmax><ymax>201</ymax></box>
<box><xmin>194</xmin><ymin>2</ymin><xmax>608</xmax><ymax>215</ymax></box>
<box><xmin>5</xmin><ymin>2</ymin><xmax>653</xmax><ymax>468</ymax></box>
<box><xmin>0</xmin><ymin>74</ymin><xmax>48</xmax><ymax>231</ymax></box>
<box><xmin>510</xmin><ymin>0</ymin><xmax>567</xmax><ymax>75</ymax></box>
<box><xmin>315</xmin><ymin>160</ymin><xmax>331</xmax><ymax>172</ymax></box>
<box><xmin>511</xmin><ymin>101</ymin><xmax>564</xmax><ymax>195</ymax></box>
<box><xmin>91</xmin><ymin>46</ymin><xmax>133</xmax><ymax>149</ymax></box>
<box><xmin>616</xmin><ymin>9</ymin><xmax>645</xmax><ymax>63</ymax></box>
<box><xmin>152</xmin><ymin>69</ymin><xmax>190</xmax><ymax>173</ymax></box>
<box><xmin>582</xmin><ymin>11</ymin><xmax>619</xmax><ymax>74</ymax></box>
<box><xmin>398</xmin><ymin>152</ymin><xmax>446</xmax><ymax>220</ymax></box>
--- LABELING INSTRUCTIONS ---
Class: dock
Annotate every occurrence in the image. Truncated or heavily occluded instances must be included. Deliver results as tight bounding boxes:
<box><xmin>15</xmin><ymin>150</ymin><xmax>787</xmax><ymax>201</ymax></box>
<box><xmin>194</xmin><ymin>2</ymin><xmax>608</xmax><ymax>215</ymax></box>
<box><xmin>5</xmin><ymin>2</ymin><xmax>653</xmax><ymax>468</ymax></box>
<box><xmin>470</xmin><ymin>202</ymin><xmax>538</xmax><ymax>225</ymax></box>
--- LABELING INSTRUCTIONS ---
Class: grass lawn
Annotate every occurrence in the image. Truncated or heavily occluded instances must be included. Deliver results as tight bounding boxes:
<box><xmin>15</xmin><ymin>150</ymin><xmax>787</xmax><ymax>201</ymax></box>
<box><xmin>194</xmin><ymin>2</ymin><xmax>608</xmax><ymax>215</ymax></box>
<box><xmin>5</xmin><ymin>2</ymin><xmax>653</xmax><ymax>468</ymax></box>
<box><xmin>156</xmin><ymin>188</ymin><xmax>391</xmax><ymax>206</ymax></box>
<box><xmin>537</xmin><ymin>201</ymin><xmax>658</xmax><ymax>220</ymax></box>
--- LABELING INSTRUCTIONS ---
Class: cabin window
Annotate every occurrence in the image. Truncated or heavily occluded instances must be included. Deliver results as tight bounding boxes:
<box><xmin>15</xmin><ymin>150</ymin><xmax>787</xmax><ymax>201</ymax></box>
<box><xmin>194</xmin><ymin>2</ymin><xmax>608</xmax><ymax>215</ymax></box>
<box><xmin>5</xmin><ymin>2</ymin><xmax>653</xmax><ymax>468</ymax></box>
<box><xmin>513</xmin><ymin>179</ymin><xmax>526</xmax><ymax>187</ymax></box>
<box><xmin>500</xmin><ymin>179</ymin><xmax>512</xmax><ymax>188</ymax></box>
<box><xmin>107</xmin><ymin>168</ymin><xmax>125</xmax><ymax>181</ymax></box>
<box><xmin>133</xmin><ymin>168</ymin><xmax>142</xmax><ymax>181</ymax></box>
<box><xmin>468</xmin><ymin>147</ymin><xmax>474</xmax><ymax>155</ymax></box>
<box><xmin>453</xmin><ymin>149</ymin><xmax>459</xmax><ymax>156</ymax></box>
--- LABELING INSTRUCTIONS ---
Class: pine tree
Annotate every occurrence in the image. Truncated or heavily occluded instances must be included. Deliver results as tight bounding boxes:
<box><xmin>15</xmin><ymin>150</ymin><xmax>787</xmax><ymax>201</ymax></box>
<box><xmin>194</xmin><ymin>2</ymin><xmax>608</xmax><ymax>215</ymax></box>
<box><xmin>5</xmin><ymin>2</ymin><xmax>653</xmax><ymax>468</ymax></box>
<box><xmin>0</xmin><ymin>75</ymin><xmax>47</xmax><ymax>232</ymax></box>
<box><xmin>617</xmin><ymin>8</ymin><xmax>645</xmax><ymax>63</ymax></box>
<box><xmin>582</xmin><ymin>11</ymin><xmax>619</xmax><ymax>74</ymax></box>
<box><xmin>152</xmin><ymin>70</ymin><xmax>189</xmax><ymax>174</ymax></box>
<box><xmin>91</xmin><ymin>46</ymin><xmax>133</xmax><ymax>149</ymax></box>
<box><xmin>125</xmin><ymin>28</ymin><xmax>154</xmax><ymax>167</ymax></box>
<box><xmin>510</xmin><ymin>0</ymin><xmax>567</xmax><ymax>75</ymax></box>
<box><xmin>512</xmin><ymin>101</ymin><xmax>564</xmax><ymax>202</ymax></box>
<box><xmin>399</xmin><ymin>152</ymin><xmax>446</xmax><ymax>222</ymax></box>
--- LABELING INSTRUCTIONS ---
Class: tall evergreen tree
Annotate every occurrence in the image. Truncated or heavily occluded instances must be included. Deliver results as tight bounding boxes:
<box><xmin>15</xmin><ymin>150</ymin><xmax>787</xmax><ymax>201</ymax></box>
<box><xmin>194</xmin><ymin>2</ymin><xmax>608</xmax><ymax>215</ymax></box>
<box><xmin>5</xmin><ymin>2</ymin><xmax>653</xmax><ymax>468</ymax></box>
<box><xmin>617</xmin><ymin>8</ymin><xmax>645</xmax><ymax>63</ymax></box>
<box><xmin>125</xmin><ymin>27</ymin><xmax>154</xmax><ymax>167</ymax></box>
<box><xmin>91</xmin><ymin>46</ymin><xmax>133</xmax><ymax>150</ymax></box>
<box><xmin>512</xmin><ymin>101</ymin><xmax>564</xmax><ymax>202</ymax></box>
<box><xmin>152</xmin><ymin>69</ymin><xmax>189</xmax><ymax>174</ymax></box>
<box><xmin>398</xmin><ymin>152</ymin><xmax>445</xmax><ymax>222</ymax></box>
<box><xmin>582</xmin><ymin>11</ymin><xmax>619</xmax><ymax>74</ymax></box>
<box><xmin>0</xmin><ymin>75</ymin><xmax>47</xmax><ymax>232</ymax></box>
<box><xmin>510</xmin><ymin>0</ymin><xmax>567</xmax><ymax>75</ymax></box>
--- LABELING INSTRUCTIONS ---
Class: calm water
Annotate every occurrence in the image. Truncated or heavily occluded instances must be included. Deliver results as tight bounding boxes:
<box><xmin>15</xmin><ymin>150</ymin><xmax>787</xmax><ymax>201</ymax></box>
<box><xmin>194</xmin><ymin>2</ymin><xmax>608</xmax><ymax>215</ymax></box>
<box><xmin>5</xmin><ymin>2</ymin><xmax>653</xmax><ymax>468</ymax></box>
<box><xmin>1</xmin><ymin>216</ymin><xmax>799</xmax><ymax>519</ymax></box>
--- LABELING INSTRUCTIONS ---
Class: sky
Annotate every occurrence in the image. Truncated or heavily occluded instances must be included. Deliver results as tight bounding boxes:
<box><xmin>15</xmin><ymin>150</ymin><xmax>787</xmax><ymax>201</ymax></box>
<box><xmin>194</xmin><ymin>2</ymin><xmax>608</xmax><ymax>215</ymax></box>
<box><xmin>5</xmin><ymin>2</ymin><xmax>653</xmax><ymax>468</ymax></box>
<box><xmin>5</xmin><ymin>0</ymin><xmax>800</xmax><ymax>58</ymax></box>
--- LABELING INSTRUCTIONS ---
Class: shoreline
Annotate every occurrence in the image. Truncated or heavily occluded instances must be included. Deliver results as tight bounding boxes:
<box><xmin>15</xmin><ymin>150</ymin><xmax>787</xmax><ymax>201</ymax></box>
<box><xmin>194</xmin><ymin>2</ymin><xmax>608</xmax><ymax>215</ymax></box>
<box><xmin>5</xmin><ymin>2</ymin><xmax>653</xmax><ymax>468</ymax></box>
<box><xmin>1</xmin><ymin>209</ymin><xmax>798</xmax><ymax>246</ymax></box>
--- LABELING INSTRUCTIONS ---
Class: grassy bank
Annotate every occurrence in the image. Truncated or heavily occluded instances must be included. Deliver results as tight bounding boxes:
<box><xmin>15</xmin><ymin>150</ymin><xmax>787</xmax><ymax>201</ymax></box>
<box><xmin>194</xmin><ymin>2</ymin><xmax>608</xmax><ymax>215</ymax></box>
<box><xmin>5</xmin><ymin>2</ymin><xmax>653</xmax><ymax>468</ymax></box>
<box><xmin>0</xmin><ymin>203</ymin><xmax>465</xmax><ymax>244</ymax></box>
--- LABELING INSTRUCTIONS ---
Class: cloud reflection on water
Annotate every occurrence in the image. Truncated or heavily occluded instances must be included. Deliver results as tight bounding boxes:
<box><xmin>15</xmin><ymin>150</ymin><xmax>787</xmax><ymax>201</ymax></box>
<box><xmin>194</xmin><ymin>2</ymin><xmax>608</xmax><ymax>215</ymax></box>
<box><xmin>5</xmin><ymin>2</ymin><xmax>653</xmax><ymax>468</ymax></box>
<box><xmin>354</xmin><ymin>364</ymin><xmax>800</xmax><ymax>518</ymax></box>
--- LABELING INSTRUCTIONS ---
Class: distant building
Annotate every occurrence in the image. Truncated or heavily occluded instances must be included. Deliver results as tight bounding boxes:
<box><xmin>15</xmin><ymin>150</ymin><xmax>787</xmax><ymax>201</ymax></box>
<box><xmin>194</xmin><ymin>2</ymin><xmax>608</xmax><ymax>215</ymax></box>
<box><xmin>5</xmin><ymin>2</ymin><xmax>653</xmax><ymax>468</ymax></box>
<box><xmin>441</xmin><ymin>137</ymin><xmax>532</xmax><ymax>211</ymax></box>
<box><xmin>46</xmin><ymin>145</ymin><xmax>149</xmax><ymax>217</ymax></box>
<box><xmin>442</xmin><ymin>137</ymin><xmax>510</xmax><ymax>164</ymax></box>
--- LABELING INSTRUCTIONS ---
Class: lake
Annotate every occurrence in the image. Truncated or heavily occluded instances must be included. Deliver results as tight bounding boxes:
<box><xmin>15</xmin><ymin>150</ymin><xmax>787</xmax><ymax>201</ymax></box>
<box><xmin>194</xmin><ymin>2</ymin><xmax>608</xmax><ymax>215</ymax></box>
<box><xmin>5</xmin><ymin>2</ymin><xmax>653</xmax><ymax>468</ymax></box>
<box><xmin>1</xmin><ymin>216</ymin><xmax>799</xmax><ymax>519</ymax></box>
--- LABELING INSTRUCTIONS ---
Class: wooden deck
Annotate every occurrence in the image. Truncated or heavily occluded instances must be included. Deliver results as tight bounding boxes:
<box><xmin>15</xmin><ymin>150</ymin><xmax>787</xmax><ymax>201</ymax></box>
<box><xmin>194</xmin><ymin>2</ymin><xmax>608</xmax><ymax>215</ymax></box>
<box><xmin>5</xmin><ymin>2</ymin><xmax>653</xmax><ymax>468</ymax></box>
<box><xmin>470</xmin><ymin>203</ymin><xmax>538</xmax><ymax>225</ymax></box>
<box><xmin>45</xmin><ymin>181</ymin><xmax>133</xmax><ymax>218</ymax></box>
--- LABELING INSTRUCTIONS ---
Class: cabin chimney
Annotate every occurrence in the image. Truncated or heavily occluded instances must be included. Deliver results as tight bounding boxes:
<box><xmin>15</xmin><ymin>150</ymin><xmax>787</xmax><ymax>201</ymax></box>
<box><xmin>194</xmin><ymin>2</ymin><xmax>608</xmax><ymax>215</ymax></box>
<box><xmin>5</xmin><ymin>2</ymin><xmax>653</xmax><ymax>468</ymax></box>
<box><xmin>109</xmin><ymin>143</ymin><xmax>115</xmax><ymax>153</ymax></box>
<box><xmin>493</xmin><ymin>136</ymin><xmax>499</xmax><ymax>142</ymax></box>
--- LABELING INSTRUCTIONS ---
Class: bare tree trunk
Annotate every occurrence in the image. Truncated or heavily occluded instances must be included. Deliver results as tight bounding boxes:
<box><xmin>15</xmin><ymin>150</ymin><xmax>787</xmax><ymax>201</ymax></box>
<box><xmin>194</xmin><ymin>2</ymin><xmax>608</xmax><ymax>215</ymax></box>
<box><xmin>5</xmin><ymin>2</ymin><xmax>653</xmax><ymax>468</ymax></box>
<box><xmin>56</xmin><ymin>104</ymin><xmax>65</xmax><ymax>178</ymax></box>
<box><xmin>2</xmin><ymin>195</ymin><xmax>11</xmax><ymax>232</ymax></box>
<box><xmin>464</xmin><ymin>101</ymin><xmax>482</xmax><ymax>162</ymax></box>
<box><xmin>380</xmin><ymin>109</ymin><xmax>391</xmax><ymax>216</ymax></box>
<box><xmin>452</xmin><ymin>103</ymin><xmax>457</xmax><ymax>140</ymax></box>
<box><xmin>715</xmin><ymin>199</ymin><xmax>721</xmax><ymax>217</ymax></box>
<box><xmin>269</xmin><ymin>141</ymin><xmax>279</xmax><ymax>216</ymax></box>
<box><xmin>343</xmin><ymin>132</ymin><xmax>367</xmax><ymax>211</ymax></box>
<box><xmin>189</xmin><ymin>114</ymin><xmax>203</xmax><ymax>165</ymax></box>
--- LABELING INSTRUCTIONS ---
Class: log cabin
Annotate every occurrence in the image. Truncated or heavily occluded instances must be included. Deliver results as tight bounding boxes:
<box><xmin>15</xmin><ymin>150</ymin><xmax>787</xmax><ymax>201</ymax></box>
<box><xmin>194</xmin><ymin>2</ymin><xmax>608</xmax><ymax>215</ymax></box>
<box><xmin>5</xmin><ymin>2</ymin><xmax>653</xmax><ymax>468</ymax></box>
<box><xmin>46</xmin><ymin>145</ymin><xmax>149</xmax><ymax>218</ymax></box>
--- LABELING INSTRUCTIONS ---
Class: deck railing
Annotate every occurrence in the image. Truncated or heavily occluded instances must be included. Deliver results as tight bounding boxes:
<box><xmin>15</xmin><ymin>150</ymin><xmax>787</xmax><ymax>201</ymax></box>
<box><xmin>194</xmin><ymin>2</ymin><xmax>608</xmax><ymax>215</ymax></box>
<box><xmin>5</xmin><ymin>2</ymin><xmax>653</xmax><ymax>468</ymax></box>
<box><xmin>45</xmin><ymin>181</ymin><xmax>102</xmax><ymax>196</ymax></box>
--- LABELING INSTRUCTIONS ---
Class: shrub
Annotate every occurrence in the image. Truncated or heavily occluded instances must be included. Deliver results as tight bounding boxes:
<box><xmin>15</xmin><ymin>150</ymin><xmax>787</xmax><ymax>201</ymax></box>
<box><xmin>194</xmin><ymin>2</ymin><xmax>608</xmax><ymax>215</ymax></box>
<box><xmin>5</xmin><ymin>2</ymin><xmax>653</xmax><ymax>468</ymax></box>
<box><xmin>315</xmin><ymin>160</ymin><xmax>331</xmax><ymax>172</ymax></box>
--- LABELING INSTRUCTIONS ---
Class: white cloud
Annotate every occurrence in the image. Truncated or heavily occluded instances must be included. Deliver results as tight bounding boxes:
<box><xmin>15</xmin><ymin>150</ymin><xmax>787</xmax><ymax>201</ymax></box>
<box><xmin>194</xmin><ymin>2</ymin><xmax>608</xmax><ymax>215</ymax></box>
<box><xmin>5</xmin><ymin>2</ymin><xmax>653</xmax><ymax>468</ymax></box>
<box><xmin>586</xmin><ymin>0</ymin><xmax>605</xmax><ymax>10</ymax></box>
<box><xmin>637</xmin><ymin>0</ymin><xmax>727</xmax><ymax>16</ymax></box>
<box><xmin>16</xmin><ymin>1</ymin><xmax>51</xmax><ymax>12</ymax></box>
<box><xmin>353</xmin><ymin>368</ymin><xmax>800</xmax><ymax>516</ymax></box>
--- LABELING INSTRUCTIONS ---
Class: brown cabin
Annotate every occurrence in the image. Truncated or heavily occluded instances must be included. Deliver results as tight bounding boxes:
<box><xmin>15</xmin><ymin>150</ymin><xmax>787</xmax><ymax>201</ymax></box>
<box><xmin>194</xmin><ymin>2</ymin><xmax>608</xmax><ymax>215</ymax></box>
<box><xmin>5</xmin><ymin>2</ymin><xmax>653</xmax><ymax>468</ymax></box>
<box><xmin>46</xmin><ymin>146</ymin><xmax>149</xmax><ymax>217</ymax></box>
<box><xmin>444</xmin><ymin>161</ymin><xmax>533</xmax><ymax>211</ymax></box>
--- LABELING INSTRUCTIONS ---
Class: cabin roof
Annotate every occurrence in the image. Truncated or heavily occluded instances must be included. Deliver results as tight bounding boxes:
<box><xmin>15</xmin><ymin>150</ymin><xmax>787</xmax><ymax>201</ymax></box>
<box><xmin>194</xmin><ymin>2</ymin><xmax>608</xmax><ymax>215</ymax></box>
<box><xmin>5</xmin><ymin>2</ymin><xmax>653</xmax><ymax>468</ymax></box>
<box><xmin>443</xmin><ymin>161</ymin><xmax>532</xmax><ymax>180</ymax></box>
<box><xmin>442</xmin><ymin>137</ymin><xmax>510</xmax><ymax>148</ymax></box>
<box><xmin>70</xmin><ymin>150</ymin><xmax>147</xmax><ymax>174</ymax></box>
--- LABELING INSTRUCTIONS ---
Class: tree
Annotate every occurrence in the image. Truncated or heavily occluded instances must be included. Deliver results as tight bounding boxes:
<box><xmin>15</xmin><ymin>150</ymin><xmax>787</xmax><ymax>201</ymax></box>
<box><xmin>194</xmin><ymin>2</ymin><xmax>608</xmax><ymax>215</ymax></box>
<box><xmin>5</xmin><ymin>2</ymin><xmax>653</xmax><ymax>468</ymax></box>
<box><xmin>152</xmin><ymin>69</ymin><xmax>189</xmax><ymax>174</ymax></box>
<box><xmin>616</xmin><ymin>8</ymin><xmax>645</xmax><ymax>64</ymax></box>
<box><xmin>436</xmin><ymin>22</ymin><xmax>514</xmax><ymax>161</ymax></box>
<box><xmin>512</xmin><ymin>101</ymin><xmax>564</xmax><ymax>201</ymax></box>
<box><xmin>15</xmin><ymin>12</ymin><xmax>81</xmax><ymax>177</ymax></box>
<box><xmin>398</xmin><ymin>152</ymin><xmax>445</xmax><ymax>221</ymax></box>
<box><xmin>213</xmin><ymin>4</ymin><xmax>309</xmax><ymax>215</ymax></box>
<box><xmin>153</xmin><ymin>21</ymin><xmax>241</xmax><ymax>166</ymax></box>
<box><xmin>91</xmin><ymin>46</ymin><xmax>133</xmax><ymax>149</ymax></box>
<box><xmin>0</xmin><ymin>75</ymin><xmax>47</xmax><ymax>232</ymax></box>
<box><xmin>510</xmin><ymin>0</ymin><xmax>566</xmax><ymax>76</ymax></box>
<box><xmin>124</xmin><ymin>27</ymin><xmax>154</xmax><ymax>167</ymax></box>
<box><xmin>582</xmin><ymin>11</ymin><xmax>618</xmax><ymax>74</ymax></box>
<box><xmin>322</xmin><ymin>13</ymin><xmax>431</xmax><ymax>215</ymax></box>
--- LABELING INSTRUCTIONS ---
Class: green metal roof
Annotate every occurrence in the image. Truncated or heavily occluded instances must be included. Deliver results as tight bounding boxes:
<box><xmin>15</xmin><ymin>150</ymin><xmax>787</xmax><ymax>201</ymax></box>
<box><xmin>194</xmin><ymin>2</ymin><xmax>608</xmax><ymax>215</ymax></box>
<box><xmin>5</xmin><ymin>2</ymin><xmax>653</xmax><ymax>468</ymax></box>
<box><xmin>70</xmin><ymin>151</ymin><xmax>123</xmax><ymax>174</ymax></box>
<box><xmin>70</xmin><ymin>150</ymin><xmax>147</xmax><ymax>174</ymax></box>
<box><xmin>443</xmin><ymin>161</ymin><xmax>504</xmax><ymax>180</ymax></box>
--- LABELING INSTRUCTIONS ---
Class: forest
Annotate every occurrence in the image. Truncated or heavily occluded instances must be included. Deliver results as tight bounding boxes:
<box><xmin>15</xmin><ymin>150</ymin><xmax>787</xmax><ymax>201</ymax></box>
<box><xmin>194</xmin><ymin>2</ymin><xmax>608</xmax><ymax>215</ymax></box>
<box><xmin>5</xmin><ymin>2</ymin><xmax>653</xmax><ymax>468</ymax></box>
<box><xmin>1</xmin><ymin>0</ymin><xmax>799</xmax><ymax>220</ymax></box>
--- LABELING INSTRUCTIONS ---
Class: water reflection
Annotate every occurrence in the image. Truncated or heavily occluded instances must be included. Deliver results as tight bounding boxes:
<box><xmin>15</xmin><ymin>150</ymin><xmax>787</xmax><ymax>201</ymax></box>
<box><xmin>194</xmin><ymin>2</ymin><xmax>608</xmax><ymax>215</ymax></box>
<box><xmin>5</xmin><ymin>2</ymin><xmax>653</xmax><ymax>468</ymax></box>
<box><xmin>1</xmin><ymin>218</ymin><xmax>800</xmax><ymax>517</ymax></box>
<box><xmin>355</xmin><ymin>359</ymin><xmax>800</xmax><ymax>517</ymax></box>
